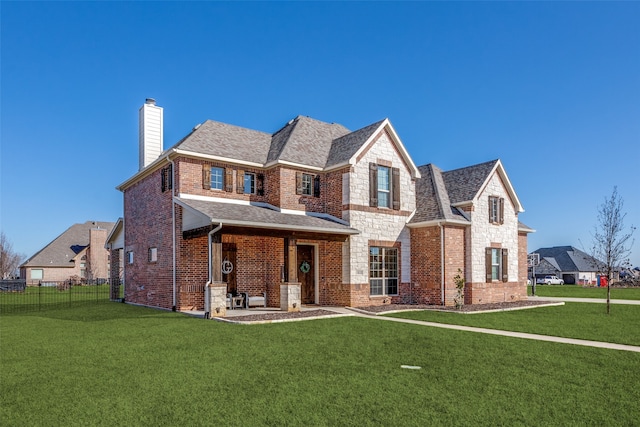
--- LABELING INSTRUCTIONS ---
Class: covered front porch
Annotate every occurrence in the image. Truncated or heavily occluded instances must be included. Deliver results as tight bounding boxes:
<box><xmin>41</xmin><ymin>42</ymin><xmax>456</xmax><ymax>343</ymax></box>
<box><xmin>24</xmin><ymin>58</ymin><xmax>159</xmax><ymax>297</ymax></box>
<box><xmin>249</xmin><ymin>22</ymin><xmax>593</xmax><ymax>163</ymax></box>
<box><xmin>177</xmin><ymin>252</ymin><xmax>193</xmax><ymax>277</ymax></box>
<box><xmin>175</xmin><ymin>197</ymin><xmax>359</xmax><ymax>316</ymax></box>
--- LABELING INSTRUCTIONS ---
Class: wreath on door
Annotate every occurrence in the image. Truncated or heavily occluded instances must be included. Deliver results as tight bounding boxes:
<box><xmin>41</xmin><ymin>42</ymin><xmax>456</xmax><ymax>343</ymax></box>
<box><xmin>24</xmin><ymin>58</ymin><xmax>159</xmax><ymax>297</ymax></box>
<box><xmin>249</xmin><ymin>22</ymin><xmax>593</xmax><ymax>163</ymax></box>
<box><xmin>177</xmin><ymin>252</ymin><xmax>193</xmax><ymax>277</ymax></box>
<box><xmin>299</xmin><ymin>261</ymin><xmax>311</xmax><ymax>274</ymax></box>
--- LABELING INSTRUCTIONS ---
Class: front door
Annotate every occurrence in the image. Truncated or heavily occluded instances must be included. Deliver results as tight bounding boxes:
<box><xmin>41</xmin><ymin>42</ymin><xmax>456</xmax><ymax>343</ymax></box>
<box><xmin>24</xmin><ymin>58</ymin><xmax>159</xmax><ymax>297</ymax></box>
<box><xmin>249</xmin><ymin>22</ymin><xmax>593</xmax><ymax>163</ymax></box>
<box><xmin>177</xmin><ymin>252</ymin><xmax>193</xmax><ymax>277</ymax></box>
<box><xmin>222</xmin><ymin>243</ymin><xmax>237</xmax><ymax>294</ymax></box>
<box><xmin>297</xmin><ymin>245</ymin><xmax>315</xmax><ymax>304</ymax></box>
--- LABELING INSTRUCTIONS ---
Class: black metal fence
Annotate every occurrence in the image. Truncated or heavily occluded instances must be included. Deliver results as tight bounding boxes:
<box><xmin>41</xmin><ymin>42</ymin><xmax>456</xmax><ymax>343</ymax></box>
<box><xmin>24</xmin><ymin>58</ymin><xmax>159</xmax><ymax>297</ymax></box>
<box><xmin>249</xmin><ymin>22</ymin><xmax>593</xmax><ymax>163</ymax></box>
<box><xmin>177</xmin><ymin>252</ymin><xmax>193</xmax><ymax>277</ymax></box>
<box><xmin>0</xmin><ymin>279</ymin><xmax>123</xmax><ymax>314</ymax></box>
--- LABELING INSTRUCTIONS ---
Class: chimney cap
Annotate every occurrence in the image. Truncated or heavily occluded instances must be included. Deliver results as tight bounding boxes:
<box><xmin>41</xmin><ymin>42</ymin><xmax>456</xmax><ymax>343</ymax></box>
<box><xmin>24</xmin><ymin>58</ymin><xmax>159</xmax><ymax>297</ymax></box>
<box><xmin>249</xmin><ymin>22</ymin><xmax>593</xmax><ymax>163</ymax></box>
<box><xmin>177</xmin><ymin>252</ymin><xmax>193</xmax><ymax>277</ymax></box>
<box><xmin>145</xmin><ymin>98</ymin><xmax>156</xmax><ymax>105</ymax></box>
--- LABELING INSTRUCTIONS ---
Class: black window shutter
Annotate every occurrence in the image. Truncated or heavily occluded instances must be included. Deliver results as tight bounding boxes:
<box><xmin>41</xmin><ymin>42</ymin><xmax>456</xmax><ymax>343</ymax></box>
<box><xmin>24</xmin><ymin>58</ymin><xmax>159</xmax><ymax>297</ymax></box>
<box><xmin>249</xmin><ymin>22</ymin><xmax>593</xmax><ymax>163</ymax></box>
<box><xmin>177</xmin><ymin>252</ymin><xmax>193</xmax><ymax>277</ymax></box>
<box><xmin>502</xmin><ymin>249</ymin><xmax>509</xmax><ymax>282</ymax></box>
<box><xmin>392</xmin><ymin>167</ymin><xmax>400</xmax><ymax>210</ymax></box>
<box><xmin>225</xmin><ymin>168</ymin><xmax>233</xmax><ymax>192</ymax></box>
<box><xmin>257</xmin><ymin>173</ymin><xmax>264</xmax><ymax>196</ymax></box>
<box><xmin>237</xmin><ymin>170</ymin><xmax>245</xmax><ymax>194</ymax></box>
<box><xmin>369</xmin><ymin>163</ymin><xmax>378</xmax><ymax>207</ymax></box>
<box><xmin>161</xmin><ymin>168</ymin><xmax>166</xmax><ymax>192</ymax></box>
<box><xmin>485</xmin><ymin>248</ymin><xmax>493</xmax><ymax>282</ymax></box>
<box><xmin>296</xmin><ymin>172</ymin><xmax>303</xmax><ymax>195</ymax></box>
<box><xmin>202</xmin><ymin>165</ymin><xmax>211</xmax><ymax>189</ymax></box>
<box><xmin>313</xmin><ymin>175</ymin><xmax>321</xmax><ymax>197</ymax></box>
<box><xmin>167</xmin><ymin>164</ymin><xmax>172</xmax><ymax>190</ymax></box>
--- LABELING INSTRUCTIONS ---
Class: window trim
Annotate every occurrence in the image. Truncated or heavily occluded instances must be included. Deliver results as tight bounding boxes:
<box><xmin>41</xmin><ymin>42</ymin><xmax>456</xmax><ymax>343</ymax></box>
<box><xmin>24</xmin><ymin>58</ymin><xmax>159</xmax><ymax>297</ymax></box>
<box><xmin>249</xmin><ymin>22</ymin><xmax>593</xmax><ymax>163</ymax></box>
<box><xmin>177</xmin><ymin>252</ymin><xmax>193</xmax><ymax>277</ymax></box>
<box><xmin>243</xmin><ymin>172</ymin><xmax>256</xmax><ymax>195</ymax></box>
<box><xmin>485</xmin><ymin>247</ymin><xmax>508</xmax><ymax>282</ymax></box>
<box><xmin>148</xmin><ymin>247</ymin><xmax>158</xmax><ymax>263</ymax></box>
<box><xmin>489</xmin><ymin>196</ymin><xmax>504</xmax><ymax>224</ymax></box>
<box><xmin>210</xmin><ymin>166</ymin><xmax>224</xmax><ymax>190</ymax></box>
<box><xmin>369</xmin><ymin>246</ymin><xmax>399</xmax><ymax>296</ymax></box>
<box><xmin>127</xmin><ymin>251</ymin><xmax>134</xmax><ymax>265</ymax></box>
<box><xmin>377</xmin><ymin>166</ymin><xmax>391</xmax><ymax>208</ymax></box>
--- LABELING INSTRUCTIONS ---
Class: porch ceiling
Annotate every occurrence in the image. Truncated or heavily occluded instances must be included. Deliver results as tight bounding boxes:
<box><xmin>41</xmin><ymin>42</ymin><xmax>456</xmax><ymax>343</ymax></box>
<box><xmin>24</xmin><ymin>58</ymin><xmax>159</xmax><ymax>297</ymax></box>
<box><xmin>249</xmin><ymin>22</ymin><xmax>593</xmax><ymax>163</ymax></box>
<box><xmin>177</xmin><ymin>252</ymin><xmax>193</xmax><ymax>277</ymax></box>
<box><xmin>176</xmin><ymin>197</ymin><xmax>359</xmax><ymax>240</ymax></box>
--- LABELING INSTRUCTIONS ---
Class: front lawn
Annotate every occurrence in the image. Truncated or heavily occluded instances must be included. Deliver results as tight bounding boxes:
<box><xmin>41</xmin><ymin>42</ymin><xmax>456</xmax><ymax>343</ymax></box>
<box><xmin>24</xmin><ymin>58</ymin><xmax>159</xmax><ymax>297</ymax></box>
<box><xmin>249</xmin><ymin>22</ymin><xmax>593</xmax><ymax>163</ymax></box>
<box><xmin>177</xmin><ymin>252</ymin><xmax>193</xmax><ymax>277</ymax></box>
<box><xmin>385</xmin><ymin>302</ymin><xmax>640</xmax><ymax>346</ymax></box>
<box><xmin>528</xmin><ymin>284</ymin><xmax>640</xmax><ymax>299</ymax></box>
<box><xmin>1</xmin><ymin>303</ymin><xmax>639</xmax><ymax>426</ymax></box>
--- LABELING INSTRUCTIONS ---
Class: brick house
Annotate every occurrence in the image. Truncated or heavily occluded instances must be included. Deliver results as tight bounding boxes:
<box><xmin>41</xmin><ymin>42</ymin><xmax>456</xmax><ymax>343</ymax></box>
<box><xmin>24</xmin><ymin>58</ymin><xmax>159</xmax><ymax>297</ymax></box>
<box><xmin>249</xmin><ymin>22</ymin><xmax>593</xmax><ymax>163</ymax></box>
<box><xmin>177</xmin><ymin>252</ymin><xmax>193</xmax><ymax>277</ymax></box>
<box><xmin>20</xmin><ymin>221</ymin><xmax>115</xmax><ymax>284</ymax></box>
<box><xmin>108</xmin><ymin>99</ymin><xmax>532</xmax><ymax>314</ymax></box>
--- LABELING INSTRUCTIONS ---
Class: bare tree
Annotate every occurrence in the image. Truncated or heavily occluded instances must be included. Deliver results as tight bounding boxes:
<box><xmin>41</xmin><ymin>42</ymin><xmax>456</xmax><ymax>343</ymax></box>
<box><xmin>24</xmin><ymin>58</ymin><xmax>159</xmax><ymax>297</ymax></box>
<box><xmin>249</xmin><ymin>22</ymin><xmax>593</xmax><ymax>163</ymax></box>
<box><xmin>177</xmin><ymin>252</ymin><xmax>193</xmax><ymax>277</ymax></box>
<box><xmin>590</xmin><ymin>187</ymin><xmax>635</xmax><ymax>314</ymax></box>
<box><xmin>0</xmin><ymin>232</ymin><xmax>24</xmax><ymax>279</ymax></box>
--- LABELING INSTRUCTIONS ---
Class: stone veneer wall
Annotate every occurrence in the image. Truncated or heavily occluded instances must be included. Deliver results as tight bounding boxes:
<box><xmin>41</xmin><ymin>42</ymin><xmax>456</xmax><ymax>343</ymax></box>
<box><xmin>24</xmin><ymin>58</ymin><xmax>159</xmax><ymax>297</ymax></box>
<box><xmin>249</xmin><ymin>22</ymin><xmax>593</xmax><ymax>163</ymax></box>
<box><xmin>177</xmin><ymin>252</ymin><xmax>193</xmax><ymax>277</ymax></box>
<box><xmin>342</xmin><ymin>129</ymin><xmax>416</xmax><ymax>306</ymax></box>
<box><xmin>465</xmin><ymin>172</ymin><xmax>527</xmax><ymax>303</ymax></box>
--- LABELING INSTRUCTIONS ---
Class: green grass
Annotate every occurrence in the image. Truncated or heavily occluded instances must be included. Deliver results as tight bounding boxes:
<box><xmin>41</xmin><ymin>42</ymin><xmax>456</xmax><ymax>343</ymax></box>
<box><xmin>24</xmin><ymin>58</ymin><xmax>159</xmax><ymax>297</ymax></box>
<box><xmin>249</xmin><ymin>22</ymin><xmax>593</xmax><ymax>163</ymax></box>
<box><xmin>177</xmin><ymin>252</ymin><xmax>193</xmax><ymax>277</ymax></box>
<box><xmin>385</xmin><ymin>302</ymin><xmax>640</xmax><ymax>346</ymax></box>
<box><xmin>528</xmin><ymin>284</ymin><xmax>640</xmax><ymax>299</ymax></box>
<box><xmin>2</xmin><ymin>304</ymin><xmax>639</xmax><ymax>426</ymax></box>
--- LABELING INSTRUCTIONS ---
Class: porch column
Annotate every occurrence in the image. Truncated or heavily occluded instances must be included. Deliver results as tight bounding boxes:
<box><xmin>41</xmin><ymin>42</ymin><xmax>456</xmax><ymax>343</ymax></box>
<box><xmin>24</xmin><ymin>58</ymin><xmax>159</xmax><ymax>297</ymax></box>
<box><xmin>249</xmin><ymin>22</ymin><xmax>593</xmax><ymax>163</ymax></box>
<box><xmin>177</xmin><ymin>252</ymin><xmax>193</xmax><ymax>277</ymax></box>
<box><xmin>207</xmin><ymin>232</ymin><xmax>227</xmax><ymax>317</ymax></box>
<box><xmin>281</xmin><ymin>238</ymin><xmax>301</xmax><ymax>312</ymax></box>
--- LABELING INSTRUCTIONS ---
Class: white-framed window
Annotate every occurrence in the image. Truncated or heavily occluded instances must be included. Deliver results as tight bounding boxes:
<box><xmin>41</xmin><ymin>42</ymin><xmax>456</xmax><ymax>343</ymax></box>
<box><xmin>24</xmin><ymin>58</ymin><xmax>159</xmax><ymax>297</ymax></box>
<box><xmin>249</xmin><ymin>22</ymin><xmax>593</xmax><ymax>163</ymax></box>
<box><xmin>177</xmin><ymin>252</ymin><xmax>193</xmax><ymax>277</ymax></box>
<box><xmin>486</xmin><ymin>247</ymin><xmax>508</xmax><ymax>282</ymax></box>
<box><xmin>148</xmin><ymin>247</ymin><xmax>158</xmax><ymax>263</ymax></box>
<box><xmin>30</xmin><ymin>269</ymin><xmax>43</xmax><ymax>280</ymax></box>
<box><xmin>244</xmin><ymin>172</ymin><xmax>255</xmax><ymax>194</ymax></box>
<box><xmin>369</xmin><ymin>247</ymin><xmax>398</xmax><ymax>296</ymax></box>
<box><xmin>489</xmin><ymin>196</ymin><xmax>504</xmax><ymax>224</ymax></box>
<box><xmin>127</xmin><ymin>251</ymin><xmax>134</xmax><ymax>265</ymax></box>
<box><xmin>301</xmin><ymin>173</ymin><xmax>313</xmax><ymax>195</ymax></box>
<box><xmin>210</xmin><ymin>167</ymin><xmax>224</xmax><ymax>190</ymax></box>
<box><xmin>377</xmin><ymin>166</ymin><xmax>391</xmax><ymax>208</ymax></box>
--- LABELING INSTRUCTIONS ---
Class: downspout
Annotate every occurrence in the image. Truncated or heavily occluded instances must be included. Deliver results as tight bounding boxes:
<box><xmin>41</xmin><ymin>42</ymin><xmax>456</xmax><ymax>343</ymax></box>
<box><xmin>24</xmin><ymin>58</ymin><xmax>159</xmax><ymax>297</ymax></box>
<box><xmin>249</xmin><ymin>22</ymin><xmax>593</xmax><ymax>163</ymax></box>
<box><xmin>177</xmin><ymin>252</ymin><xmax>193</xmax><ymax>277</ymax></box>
<box><xmin>439</xmin><ymin>222</ymin><xmax>445</xmax><ymax>306</ymax></box>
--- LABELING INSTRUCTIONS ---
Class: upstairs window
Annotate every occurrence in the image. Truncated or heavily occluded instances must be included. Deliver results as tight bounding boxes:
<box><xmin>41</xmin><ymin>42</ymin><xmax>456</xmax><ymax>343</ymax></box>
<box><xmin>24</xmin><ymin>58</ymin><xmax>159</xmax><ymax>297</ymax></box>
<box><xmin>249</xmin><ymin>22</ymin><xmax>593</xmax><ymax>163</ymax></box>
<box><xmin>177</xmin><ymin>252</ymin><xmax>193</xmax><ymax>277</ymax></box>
<box><xmin>489</xmin><ymin>196</ymin><xmax>504</xmax><ymax>224</ymax></box>
<box><xmin>161</xmin><ymin>164</ymin><xmax>173</xmax><ymax>193</ymax></box>
<box><xmin>369</xmin><ymin>163</ymin><xmax>400</xmax><ymax>210</ymax></box>
<box><xmin>210</xmin><ymin>167</ymin><xmax>224</xmax><ymax>190</ymax></box>
<box><xmin>202</xmin><ymin>165</ymin><xmax>232</xmax><ymax>192</ymax></box>
<box><xmin>296</xmin><ymin>172</ymin><xmax>320</xmax><ymax>197</ymax></box>
<box><xmin>244</xmin><ymin>173</ymin><xmax>255</xmax><ymax>194</ymax></box>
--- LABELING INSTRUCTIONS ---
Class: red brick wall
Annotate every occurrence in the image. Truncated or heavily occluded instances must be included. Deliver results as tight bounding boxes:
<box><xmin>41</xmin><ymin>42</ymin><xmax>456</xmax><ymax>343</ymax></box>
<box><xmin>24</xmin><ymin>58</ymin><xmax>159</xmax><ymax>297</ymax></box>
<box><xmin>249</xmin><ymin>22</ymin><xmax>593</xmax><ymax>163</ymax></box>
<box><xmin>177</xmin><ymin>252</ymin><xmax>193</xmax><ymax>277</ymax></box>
<box><xmin>442</xmin><ymin>226</ymin><xmax>466</xmax><ymax>306</ymax></box>
<box><xmin>518</xmin><ymin>231</ymin><xmax>528</xmax><ymax>285</ymax></box>
<box><xmin>123</xmin><ymin>166</ymin><xmax>174</xmax><ymax>310</ymax></box>
<box><xmin>410</xmin><ymin>226</ymin><xmax>443</xmax><ymax>305</ymax></box>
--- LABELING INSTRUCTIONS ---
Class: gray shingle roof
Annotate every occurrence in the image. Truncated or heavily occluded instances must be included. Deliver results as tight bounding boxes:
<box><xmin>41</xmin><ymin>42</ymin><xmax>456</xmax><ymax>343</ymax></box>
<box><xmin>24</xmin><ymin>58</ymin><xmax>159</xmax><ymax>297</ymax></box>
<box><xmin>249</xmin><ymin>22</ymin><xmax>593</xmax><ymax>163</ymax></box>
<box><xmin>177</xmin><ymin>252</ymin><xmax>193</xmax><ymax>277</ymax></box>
<box><xmin>326</xmin><ymin>119</ymin><xmax>384</xmax><ymax>168</ymax></box>
<box><xmin>178</xmin><ymin>198</ymin><xmax>359</xmax><ymax>235</ymax></box>
<box><xmin>442</xmin><ymin>159</ymin><xmax>498</xmax><ymax>204</ymax></box>
<box><xmin>174</xmin><ymin>120</ymin><xmax>273</xmax><ymax>164</ymax></box>
<box><xmin>274</xmin><ymin>116</ymin><xmax>351</xmax><ymax>168</ymax></box>
<box><xmin>21</xmin><ymin>221</ymin><xmax>116</xmax><ymax>268</ymax></box>
<box><xmin>532</xmin><ymin>246</ymin><xmax>603</xmax><ymax>272</ymax></box>
<box><xmin>173</xmin><ymin>116</ymin><xmax>381</xmax><ymax>170</ymax></box>
<box><xmin>411</xmin><ymin>164</ymin><xmax>469</xmax><ymax>224</ymax></box>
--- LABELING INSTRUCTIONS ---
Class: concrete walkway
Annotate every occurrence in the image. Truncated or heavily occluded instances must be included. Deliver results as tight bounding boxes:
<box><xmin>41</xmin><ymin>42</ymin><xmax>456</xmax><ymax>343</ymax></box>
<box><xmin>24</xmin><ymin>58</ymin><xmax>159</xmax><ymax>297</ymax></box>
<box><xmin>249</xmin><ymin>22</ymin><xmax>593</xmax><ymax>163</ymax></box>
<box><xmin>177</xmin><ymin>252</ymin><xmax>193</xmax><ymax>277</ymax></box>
<box><xmin>352</xmin><ymin>310</ymin><xmax>640</xmax><ymax>353</ymax></box>
<box><xmin>190</xmin><ymin>300</ymin><xmax>640</xmax><ymax>353</ymax></box>
<box><xmin>528</xmin><ymin>296</ymin><xmax>640</xmax><ymax>305</ymax></box>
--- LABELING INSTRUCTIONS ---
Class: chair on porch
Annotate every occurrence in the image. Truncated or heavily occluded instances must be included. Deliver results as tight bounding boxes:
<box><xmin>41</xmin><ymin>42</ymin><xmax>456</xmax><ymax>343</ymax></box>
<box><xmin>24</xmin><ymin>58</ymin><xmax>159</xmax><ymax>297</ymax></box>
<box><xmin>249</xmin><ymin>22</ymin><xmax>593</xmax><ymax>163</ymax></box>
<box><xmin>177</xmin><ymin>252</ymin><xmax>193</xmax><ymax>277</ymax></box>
<box><xmin>226</xmin><ymin>293</ymin><xmax>245</xmax><ymax>310</ymax></box>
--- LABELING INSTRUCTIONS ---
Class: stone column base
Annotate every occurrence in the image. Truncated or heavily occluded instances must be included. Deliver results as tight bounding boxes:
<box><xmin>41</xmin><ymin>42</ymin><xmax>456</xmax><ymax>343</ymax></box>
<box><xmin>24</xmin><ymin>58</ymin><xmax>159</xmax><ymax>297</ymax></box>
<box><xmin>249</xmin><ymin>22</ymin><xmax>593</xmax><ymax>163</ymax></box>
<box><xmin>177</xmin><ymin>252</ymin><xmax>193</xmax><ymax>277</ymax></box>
<box><xmin>280</xmin><ymin>283</ymin><xmax>301</xmax><ymax>312</ymax></box>
<box><xmin>205</xmin><ymin>282</ymin><xmax>228</xmax><ymax>317</ymax></box>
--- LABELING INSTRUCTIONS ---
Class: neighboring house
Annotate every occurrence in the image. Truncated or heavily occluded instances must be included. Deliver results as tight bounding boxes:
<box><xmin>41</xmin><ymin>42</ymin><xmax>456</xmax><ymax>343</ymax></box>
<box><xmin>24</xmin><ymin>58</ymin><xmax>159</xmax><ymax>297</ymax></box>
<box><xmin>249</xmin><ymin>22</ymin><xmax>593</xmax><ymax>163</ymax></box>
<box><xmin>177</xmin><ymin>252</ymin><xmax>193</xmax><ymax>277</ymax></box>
<box><xmin>530</xmin><ymin>246</ymin><xmax>608</xmax><ymax>285</ymax></box>
<box><xmin>108</xmin><ymin>99</ymin><xmax>532</xmax><ymax>313</ymax></box>
<box><xmin>20</xmin><ymin>221</ymin><xmax>115</xmax><ymax>284</ymax></box>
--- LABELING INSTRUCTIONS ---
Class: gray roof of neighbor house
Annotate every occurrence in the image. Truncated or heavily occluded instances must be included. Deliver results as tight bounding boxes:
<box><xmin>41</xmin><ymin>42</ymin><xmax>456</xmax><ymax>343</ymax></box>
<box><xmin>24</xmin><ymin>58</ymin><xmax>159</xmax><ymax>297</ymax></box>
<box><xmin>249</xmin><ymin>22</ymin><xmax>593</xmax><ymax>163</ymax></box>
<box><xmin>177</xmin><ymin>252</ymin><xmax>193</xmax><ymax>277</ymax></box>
<box><xmin>442</xmin><ymin>159</ymin><xmax>499</xmax><ymax>204</ymax></box>
<box><xmin>410</xmin><ymin>164</ymin><xmax>470</xmax><ymax>224</ymax></box>
<box><xmin>531</xmin><ymin>246</ymin><xmax>603</xmax><ymax>272</ymax></box>
<box><xmin>172</xmin><ymin>115</ymin><xmax>376</xmax><ymax>169</ymax></box>
<box><xmin>176</xmin><ymin>198</ymin><xmax>359</xmax><ymax>236</ymax></box>
<box><xmin>20</xmin><ymin>221</ymin><xmax>116</xmax><ymax>268</ymax></box>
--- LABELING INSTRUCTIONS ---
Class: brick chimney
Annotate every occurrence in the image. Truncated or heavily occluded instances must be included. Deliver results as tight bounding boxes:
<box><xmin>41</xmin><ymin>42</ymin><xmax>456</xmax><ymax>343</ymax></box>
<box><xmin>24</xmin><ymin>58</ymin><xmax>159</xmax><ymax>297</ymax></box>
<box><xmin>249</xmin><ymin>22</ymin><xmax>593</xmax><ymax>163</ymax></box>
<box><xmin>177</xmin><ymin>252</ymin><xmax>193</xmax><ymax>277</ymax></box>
<box><xmin>139</xmin><ymin>98</ymin><xmax>163</xmax><ymax>170</ymax></box>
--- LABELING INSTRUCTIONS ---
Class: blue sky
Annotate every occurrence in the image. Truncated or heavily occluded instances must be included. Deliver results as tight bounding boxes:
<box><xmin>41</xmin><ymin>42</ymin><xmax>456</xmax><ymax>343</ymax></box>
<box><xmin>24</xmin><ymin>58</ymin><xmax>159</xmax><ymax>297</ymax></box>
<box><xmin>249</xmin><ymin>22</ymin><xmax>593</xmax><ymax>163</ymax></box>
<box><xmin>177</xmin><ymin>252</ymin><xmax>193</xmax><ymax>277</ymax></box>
<box><xmin>2</xmin><ymin>1</ymin><xmax>639</xmax><ymax>267</ymax></box>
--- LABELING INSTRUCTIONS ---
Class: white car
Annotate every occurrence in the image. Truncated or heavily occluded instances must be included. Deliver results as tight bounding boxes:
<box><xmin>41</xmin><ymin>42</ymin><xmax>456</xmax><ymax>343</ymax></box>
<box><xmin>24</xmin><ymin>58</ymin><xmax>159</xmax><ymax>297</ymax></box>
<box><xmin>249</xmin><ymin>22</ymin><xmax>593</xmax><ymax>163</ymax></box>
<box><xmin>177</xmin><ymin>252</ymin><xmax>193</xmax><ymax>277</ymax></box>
<box><xmin>536</xmin><ymin>275</ymin><xmax>564</xmax><ymax>285</ymax></box>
